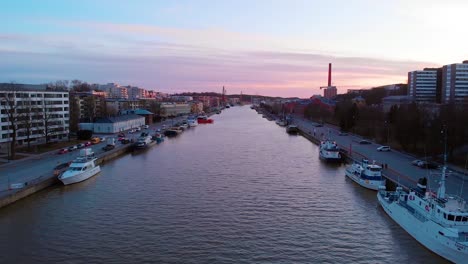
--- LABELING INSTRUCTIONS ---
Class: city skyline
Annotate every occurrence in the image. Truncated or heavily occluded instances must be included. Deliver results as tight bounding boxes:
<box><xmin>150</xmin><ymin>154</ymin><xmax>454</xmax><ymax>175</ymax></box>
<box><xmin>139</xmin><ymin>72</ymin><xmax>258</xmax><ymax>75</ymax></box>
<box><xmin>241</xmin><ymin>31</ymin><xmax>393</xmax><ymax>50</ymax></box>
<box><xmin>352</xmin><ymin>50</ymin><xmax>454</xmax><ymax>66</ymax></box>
<box><xmin>1</xmin><ymin>0</ymin><xmax>467</xmax><ymax>97</ymax></box>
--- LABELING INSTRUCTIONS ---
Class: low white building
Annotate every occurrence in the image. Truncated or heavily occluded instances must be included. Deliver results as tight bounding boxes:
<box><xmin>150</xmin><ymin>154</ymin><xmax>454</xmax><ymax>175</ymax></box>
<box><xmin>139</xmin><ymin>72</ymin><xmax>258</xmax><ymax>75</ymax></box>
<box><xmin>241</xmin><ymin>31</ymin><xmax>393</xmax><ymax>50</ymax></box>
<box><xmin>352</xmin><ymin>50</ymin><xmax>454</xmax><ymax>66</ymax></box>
<box><xmin>80</xmin><ymin>114</ymin><xmax>145</xmax><ymax>134</ymax></box>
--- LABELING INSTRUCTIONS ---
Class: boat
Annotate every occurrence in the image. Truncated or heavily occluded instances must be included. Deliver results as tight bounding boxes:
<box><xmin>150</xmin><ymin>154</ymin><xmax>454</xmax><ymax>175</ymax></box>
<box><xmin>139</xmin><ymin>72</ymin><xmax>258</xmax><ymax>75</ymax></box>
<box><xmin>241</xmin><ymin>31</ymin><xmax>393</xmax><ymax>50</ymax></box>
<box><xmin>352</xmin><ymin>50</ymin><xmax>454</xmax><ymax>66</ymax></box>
<box><xmin>319</xmin><ymin>139</ymin><xmax>342</xmax><ymax>162</ymax></box>
<box><xmin>197</xmin><ymin>115</ymin><xmax>214</xmax><ymax>124</ymax></box>
<box><xmin>345</xmin><ymin>159</ymin><xmax>385</xmax><ymax>190</ymax></box>
<box><xmin>164</xmin><ymin>127</ymin><xmax>182</xmax><ymax>137</ymax></box>
<box><xmin>276</xmin><ymin>120</ymin><xmax>287</xmax><ymax>127</ymax></box>
<box><xmin>377</xmin><ymin>165</ymin><xmax>468</xmax><ymax>263</ymax></box>
<box><xmin>152</xmin><ymin>133</ymin><xmax>165</xmax><ymax>143</ymax></box>
<box><xmin>58</xmin><ymin>148</ymin><xmax>101</xmax><ymax>185</ymax></box>
<box><xmin>286</xmin><ymin>125</ymin><xmax>299</xmax><ymax>134</ymax></box>
<box><xmin>133</xmin><ymin>134</ymin><xmax>154</xmax><ymax>149</ymax></box>
<box><xmin>187</xmin><ymin>119</ymin><xmax>198</xmax><ymax>127</ymax></box>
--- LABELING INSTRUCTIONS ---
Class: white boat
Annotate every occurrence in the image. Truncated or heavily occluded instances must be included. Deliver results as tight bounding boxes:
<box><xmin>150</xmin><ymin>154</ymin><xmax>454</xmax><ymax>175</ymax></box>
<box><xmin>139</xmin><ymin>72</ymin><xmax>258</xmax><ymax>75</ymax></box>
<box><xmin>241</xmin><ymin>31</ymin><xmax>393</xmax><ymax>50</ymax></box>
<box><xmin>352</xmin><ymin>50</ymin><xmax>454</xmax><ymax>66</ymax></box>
<box><xmin>319</xmin><ymin>139</ymin><xmax>341</xmax><ymax>162</ymax></box>
<box><xmin>188</xmin><ymin>119</ymin><xmax>198</xmax><ymax>127</ymax></box>
<box><xmin>345</xmin><ymin>159</ymin><xmax>385</xmax><ymax>190</ymax></box>
<box><xmin>377</xmin><ymin>165</ymin><xmax>468</xmax><ymax>263</ymax></box>
<box><xmin>275</xmin><ymin>120</ymin><xmax>287</xmax><ymax>127</ymax></box>
<box><xmin>134</xmin><ymin>135</ymin><xmax>154</xmax><ymax>149</ymax></box>
<box><xmin>58</xmin><ymin>149</ymin><xmax>101</xmax><ymax>185</ymax></box>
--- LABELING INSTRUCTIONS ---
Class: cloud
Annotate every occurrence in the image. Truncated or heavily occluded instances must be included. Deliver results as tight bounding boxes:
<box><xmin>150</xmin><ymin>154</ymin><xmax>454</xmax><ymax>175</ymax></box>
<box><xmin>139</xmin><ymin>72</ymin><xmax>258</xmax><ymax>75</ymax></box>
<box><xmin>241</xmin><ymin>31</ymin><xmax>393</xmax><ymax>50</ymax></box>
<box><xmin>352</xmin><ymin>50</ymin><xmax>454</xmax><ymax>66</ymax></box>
<box><xmin>0</xmin><ymin>20</ymin><xmax>439</xmax><ymax>98</ymax></box>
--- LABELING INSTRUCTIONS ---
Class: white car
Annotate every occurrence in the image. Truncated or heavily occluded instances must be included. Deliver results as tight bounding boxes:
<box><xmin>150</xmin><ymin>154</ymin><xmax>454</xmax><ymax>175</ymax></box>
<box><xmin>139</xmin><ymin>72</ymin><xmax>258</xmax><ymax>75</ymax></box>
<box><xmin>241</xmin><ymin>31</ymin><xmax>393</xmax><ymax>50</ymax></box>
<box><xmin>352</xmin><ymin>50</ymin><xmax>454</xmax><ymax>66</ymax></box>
<box><xmin>135</xmin><ymin>127</ymin><xmax>141</xmax><ymax>131</ymax></box>
<box><xmin>128</xmin><ymin>129</ymin><xmax>135</xmax><ymax>134</ymax></box>
<box><xmin>377</xmin><ymin>146</ymin><xmax>391</xmax><ymax>152</ymax></box>
<box><xmin>142</xmin><ymin>125</ymin><xmax>149</xmax><ymax>129</ymax></box>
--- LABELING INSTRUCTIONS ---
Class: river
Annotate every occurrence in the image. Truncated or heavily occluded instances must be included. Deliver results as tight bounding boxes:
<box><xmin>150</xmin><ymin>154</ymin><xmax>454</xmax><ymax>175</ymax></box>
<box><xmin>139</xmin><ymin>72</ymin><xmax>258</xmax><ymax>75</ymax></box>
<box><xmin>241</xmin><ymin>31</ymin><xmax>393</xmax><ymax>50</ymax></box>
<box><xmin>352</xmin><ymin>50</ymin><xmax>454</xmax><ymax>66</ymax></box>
<box><xmin>0</xmin><ymin>105</ymin><xmax>447</xmax><ymax>263</ymax></box>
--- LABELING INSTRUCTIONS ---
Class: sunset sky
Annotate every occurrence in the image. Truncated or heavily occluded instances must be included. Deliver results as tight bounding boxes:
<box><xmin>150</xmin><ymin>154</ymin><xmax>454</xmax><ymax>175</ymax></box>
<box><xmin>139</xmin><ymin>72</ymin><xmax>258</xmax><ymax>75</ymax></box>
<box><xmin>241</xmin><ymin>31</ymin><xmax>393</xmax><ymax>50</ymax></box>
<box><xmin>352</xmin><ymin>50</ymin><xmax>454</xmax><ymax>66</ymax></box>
<box><xmin>1</xmin><ymin>0</ymin><xmax>467</xmax><ymax>97</ymax></box>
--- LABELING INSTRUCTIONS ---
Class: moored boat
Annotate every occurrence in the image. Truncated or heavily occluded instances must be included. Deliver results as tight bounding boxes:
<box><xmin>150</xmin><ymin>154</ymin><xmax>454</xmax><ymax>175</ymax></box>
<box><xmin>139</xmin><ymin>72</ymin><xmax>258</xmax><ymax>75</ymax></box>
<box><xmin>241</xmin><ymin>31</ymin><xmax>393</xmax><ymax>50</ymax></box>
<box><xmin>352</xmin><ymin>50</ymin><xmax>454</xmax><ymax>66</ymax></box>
<box><xmin>133</xmin><ymin>134</ymin><xmax>154</xmax><ymax>149</ymax></box>
<box><xmin>377</xmin><ymin>165</ymin><xmax>468</xmax><ymax>263</ymax></box>
<box><xmin>319</xmin><ymin>139</ymin><xmax>342</xmax><ymax>162</ymax></box>
<box><xmin>58</xmin><ymin>148</ymin><xmax>101</xmax><ymax>185</ymax></box>
<box><xmin>345</xmin><ymin>159</ymin><xmax>385</xmax><ymax>190</ymax></box>
<box><xmin>286</xmin><ymin>125</ymin><xmax>299</xmax><ymax>134</ymax></box>
<box><xmin>197</xmin><ymin>115</ymin><xmax>214</xmax><ymax>124</ymax></box>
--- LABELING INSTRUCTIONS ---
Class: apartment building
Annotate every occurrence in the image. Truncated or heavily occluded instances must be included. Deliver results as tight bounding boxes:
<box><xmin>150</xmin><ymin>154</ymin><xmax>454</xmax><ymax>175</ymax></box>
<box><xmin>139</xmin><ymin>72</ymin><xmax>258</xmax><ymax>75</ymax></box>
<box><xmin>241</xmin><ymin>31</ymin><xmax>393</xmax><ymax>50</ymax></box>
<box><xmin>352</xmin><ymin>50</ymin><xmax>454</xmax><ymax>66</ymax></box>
<box><xmin>69</xmin><ymin>92</ymin><xmax>107</xmax><ymax>132</ymax></box>
<box><xmin>0</xmin><ymin>83</ymin><xmax>69</xmax><ymax>146</ymax></box>
<box><xmin>441</xmin><ymin>61</ymin><xmax>468</xmax><ymax>104</ymax></box>
<box><xmin>99</xmin><ymin>83</ymin><xmax>128</xmax><ymax>99</ymax></box>
<box><xmin>408</xmin><ymin>68</ymin><xmax>438</xmax><ymax>103</ymax></box>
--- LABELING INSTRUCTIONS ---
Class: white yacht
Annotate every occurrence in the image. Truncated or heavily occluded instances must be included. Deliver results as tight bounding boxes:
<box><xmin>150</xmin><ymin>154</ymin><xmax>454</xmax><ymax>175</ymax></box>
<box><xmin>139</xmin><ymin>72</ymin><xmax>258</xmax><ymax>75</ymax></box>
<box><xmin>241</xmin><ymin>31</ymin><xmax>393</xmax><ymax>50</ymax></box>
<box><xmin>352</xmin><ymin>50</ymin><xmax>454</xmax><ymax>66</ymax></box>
<box><xmin>58</xmin><ymin>149</ymin><xmax>101</xmax><ymax>185</ymax></box>
<box><xmin>188</xmin><ymin>119</ymin><xmax>198</xmax><ymax>127</ymax></box>
<box><xmin>319</xmin><ymin>139</ymin><xmax>341</xmax><ymax>162</ymax></box>
<box><xmin>377</xmin><ymin>166</ymin><xmax>468</xmax><ymax>263</ymax></box>
<box><xmin>134</xmin><ymin>134</ymin><xmax>154</xmax><ymax>149</ymax></box>
<box><xmin>345</xmin><ymin>159</ymin><xmax>385</xmax><ymax>190</ymax></box>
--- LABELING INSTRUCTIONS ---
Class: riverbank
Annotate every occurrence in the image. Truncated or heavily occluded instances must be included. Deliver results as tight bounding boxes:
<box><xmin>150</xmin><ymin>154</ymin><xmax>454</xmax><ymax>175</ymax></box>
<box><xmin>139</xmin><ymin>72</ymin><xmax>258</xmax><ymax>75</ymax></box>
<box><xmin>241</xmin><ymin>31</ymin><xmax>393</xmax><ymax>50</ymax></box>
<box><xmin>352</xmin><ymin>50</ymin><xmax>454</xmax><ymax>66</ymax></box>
<box><xmin>0</xmin><ymin>113</ymin><xmax>204</xmax><ymax>209</ymax></box>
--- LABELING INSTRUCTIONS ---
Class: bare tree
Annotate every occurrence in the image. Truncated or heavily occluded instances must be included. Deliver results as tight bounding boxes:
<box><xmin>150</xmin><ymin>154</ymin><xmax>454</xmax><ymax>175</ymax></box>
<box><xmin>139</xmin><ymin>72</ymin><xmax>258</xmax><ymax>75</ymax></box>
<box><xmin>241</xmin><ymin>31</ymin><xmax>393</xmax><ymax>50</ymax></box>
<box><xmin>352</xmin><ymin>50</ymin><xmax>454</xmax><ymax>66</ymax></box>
<box><xmin>0</xmin><ymin>83</ymin><xmax>23</xmax><ymax>159</ymax></box>
<box><xmin>41</xmin><ymin>96</ymin><xmax>62</xmax><ymax>143</ymax></box>
<box><xmin>17</xmin><ymin>96</ymin><xmax>41</xmax><ymax>150</ymax></box>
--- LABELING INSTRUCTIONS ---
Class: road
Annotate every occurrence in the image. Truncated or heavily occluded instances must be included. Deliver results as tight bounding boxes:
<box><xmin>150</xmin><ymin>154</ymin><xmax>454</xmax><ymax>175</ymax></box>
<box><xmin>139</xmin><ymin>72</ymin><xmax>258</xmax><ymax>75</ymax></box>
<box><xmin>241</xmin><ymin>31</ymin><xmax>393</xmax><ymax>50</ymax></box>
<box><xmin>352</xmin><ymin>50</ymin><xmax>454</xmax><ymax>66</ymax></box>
<box><xmin>291</xmin><ymin>116</ymin><xmax>468</xmax><ymax>200</ymax></box>
<box><xmin>0</xmin><ymin>116</ymin><xmax>189</xmax><ymax>193</ymax></box>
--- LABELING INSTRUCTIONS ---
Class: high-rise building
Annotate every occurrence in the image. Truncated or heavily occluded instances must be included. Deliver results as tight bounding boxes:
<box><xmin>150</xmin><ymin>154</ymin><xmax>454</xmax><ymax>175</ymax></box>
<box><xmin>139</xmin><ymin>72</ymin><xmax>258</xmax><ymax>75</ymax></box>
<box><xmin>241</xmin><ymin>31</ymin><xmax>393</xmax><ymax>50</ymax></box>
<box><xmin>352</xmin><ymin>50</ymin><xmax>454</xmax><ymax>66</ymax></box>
<box><xmin>408</xmin><ymin>68</ymin><xmax>438</xmax><ymax>103</ymax></box>
<box><xmin>441</xmin><ymin>61</ymin><xmax>468</xmax><ymax>104</ymax></box>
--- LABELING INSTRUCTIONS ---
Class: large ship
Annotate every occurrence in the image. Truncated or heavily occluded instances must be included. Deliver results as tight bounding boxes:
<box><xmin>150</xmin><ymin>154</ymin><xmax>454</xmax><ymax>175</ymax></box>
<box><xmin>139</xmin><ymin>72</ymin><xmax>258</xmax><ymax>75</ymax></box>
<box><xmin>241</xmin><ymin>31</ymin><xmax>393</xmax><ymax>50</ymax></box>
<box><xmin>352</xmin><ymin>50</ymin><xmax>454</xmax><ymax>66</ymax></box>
<box><xmin>377</xmin><ymin>166</ymin><xmax>468</xmax><ymax>263</ymax></box>
<box><xmin>345</xmin><ymin>159</ymin><xmax>385</xmax><ymax>190</ymax></box>
<box><xmin>58</xmin><ymin>149</ymin><xmax>101</xmax><ymax>185</ymax></box>
<box><xmin>319</xmin><ymin>139</ymin><xmax>341</xmax><ymax>162</ymax></box>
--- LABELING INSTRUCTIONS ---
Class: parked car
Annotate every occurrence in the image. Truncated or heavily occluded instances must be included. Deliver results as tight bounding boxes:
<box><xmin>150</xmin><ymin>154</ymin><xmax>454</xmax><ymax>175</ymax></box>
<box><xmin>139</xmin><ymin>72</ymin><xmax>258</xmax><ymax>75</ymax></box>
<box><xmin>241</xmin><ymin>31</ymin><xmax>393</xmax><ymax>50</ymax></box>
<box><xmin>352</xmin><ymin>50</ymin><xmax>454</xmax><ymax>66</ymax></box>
<box><xmin>121</xmin><ymin>138</ymin><xmax>131</xmax><ymax>144</ymax></box>
<box><xmin>91</xmin><ymin>137</ymin><xmax>101</xmax><ymax>144</ymax></box>
<box><xmin>102</xmin><ymin>145</ymin><xmax>115</xmax><ymax>151</ymax></box>
<box><xmin>135</xmin><ymin>127</ymin><xmax>141</xmax><ymax>131</ymax></box>
<box><xmin>142</xmin><ymin>125</ymin><xmax>149</xmax><ymax>129</ymax></box>
<box><xmin>377</xmin><ymin>146</ymin><xmax>391</xmax><ymax>152</ymax></box>
<box><xmin>118</xmin><ymin>132</ymin><xmax>125</xmax><ymax>137</ymax></box>
<box><xmin>68</xmin><ymin>145</ymin><xmax>78</xmax><ymax>151</ymax></box>
<box><xmin>416</xmin><ymin>161</ymin><xmax>439</xmax><ymax>169</ymax></box>
<box><xmin>412</xmin><ymin>159</ymin><xmax>423</xmax><ymax>166</ymax></box>
<box><xmin>58</xmin><ymin>148</ymin><xmax>68</xmax><ymax>154</ymax></box>
<box><xmin>162</xmin><ymin>125</ymin><xmax>167</xmax><ymax>129</ymax></box>
<box><xmin>338</xmin><ymin>132</ymin><xmax>348</xmax><ymax>136</ymax></box>
<box><xmin>76</xmin><ymin>143</ymin><xmax>86</xmax><ymax>149</ymax></box>
<box><xmin>100</xmin><ymin>137</ymin><xmax>106</xmax><ymax>141</ymax></box>
<box><xmin>84</xmin><ymin>141</ymin><xmax>92</xmax><ymax>147</ymax></box>
<box><xmin>118</xmin><ymin>137</ymin><xmax>125</xmax><ymax>141</ymax></box>
<box><xmin>359</xmin><ymin>140</ymin><xmax>372</xmax><ymax>145</ymax></box>
<box><xmin>128</xmin><ymin>129</ymin><xmax>135</xmax><ymax>134</ymax></box>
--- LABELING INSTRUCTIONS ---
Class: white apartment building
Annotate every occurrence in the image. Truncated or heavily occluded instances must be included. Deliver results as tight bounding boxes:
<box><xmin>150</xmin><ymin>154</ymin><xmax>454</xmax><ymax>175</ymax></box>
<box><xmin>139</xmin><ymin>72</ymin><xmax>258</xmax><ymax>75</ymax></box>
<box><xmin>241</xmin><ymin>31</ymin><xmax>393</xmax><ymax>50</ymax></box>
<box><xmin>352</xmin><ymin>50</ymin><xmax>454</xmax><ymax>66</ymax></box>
<box><xmin>160</xmin><ymin>102</ymin><xmax>191</xmax><ymax>117</ymax></box>
<box><xmin>0</xmin><ymin>84</ymin><xmax>69</xmax><ymax>146</ymax></box>
<box><xmin>98</xmin><ymin>83</ymin><xmax>128</xmax><ymax>99</ymax></box>
<box><xmin>441</xmin><ymin>61</ymin><xmax>468</xmax><ymax>104</ymax></box>
<box><xmin>408</xmin><ymin>69</ymin><xmax>438</xmax><ymax>103</ymax></box>
<box><xmin>127</xmin><ymin>86</ymin><xmax>145</xmax><ymax>99</ymax></box>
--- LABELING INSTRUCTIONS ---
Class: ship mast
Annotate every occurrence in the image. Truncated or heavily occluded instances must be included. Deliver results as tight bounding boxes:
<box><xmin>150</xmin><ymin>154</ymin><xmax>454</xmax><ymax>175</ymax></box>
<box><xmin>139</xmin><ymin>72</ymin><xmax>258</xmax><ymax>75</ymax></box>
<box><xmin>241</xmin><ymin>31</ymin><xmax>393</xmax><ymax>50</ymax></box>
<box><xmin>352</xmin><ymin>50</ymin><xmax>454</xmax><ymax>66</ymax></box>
<box><xmin>437</xmin><ymin>126</ymin><xmax>447</xmax><ymax>199</ymax></box>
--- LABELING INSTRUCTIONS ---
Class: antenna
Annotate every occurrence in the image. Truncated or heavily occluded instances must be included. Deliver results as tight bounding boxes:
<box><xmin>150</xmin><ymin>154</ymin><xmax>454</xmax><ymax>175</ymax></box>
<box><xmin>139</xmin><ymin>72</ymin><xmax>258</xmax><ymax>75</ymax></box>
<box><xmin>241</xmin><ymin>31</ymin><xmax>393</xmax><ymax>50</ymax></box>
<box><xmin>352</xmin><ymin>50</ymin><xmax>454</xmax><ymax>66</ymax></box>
<box><xmin>437</xmin><ymin>126</ymin><xmax>447</xmax><ymax>199</ymax></box>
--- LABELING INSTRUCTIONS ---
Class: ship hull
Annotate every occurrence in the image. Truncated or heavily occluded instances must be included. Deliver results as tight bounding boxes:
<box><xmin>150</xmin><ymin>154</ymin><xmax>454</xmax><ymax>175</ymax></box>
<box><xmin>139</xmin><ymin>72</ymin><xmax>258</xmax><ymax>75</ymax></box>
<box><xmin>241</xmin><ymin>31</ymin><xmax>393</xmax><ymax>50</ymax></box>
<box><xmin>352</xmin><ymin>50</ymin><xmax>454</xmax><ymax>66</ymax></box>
<box><xmin>377</xmin><ymin>194</ymin><xmax>468</xmax><ymax>263</ymax></box>
<box><xmin>345</xmin><ymin>169</ymin><xmax>384</xmax><ymax>190</ymax></box>
<box><xmin>59</xmin><ymin>166</ymin><xmax>101</xmax><ymax>185</ymax></box>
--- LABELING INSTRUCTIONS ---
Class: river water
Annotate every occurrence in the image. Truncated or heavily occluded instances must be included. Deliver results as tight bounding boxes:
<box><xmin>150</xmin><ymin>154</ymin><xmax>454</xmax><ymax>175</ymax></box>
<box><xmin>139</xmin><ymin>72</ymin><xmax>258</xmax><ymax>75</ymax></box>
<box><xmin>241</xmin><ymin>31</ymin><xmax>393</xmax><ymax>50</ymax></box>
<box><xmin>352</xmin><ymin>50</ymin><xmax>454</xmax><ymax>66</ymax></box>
<box><xmin>0</xmin><ymin>106</ymin><xmax>448</xmax><ymax>263</ymax></box>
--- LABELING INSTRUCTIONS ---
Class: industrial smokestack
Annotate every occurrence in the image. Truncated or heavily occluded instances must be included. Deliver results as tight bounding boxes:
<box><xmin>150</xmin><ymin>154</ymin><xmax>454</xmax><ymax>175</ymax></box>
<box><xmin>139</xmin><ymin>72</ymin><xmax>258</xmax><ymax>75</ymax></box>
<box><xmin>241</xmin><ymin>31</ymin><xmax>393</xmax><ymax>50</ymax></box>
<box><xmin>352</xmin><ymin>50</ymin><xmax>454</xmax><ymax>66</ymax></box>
<box><xmin>328</xmin><ymin>63</ymin><xmax>332</xmax><ymax>87</ymax></box>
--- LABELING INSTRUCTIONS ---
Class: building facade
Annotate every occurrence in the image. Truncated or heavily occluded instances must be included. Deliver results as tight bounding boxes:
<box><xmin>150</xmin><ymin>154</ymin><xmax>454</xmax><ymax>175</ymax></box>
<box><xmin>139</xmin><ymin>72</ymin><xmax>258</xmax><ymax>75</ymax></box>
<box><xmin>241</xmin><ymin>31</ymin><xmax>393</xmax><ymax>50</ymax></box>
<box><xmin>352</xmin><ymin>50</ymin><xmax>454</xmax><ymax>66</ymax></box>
<box><xmin>160</xmin><ymin>102</ymin><xmax>191</xmax><ymax>117</ymax></box>
<box><xmin>80</xmin><ymin>114</ymin><xmax>145</xmax><ymax>134</ymax></box>
<box><xmin>69</xmin><ymin>92</ymin><xmax>107</xmax><ymax>132</ymax></box>
<box><xmin>0</xmin><ymin>84</ymin><xmax>69</xmax><ymax>146</ymax></box>
<box><xmin>441</xmin><ymin>61</ymin><xmax>468</xmax><ymax>104</ymax></box>
<box><xmin>408</xmin><ymin>69</ymin><xmax>438</xmax><ymax>103</ymax></box>
<box><xmin>323</xmin><ymin>86</ymin><xmax>337</xmax><ymax>99</ymax></box>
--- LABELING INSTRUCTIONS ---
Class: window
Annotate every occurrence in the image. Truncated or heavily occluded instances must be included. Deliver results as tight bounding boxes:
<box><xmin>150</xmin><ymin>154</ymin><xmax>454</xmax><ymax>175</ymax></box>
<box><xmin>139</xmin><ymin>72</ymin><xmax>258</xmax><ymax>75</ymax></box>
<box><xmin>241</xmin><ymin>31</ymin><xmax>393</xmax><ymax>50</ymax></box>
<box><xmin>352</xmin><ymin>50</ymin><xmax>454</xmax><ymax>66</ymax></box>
<box><xmin>448</xmin><ymin>214</ymin><xmax>455</xmax><ymax>221</ymax></box>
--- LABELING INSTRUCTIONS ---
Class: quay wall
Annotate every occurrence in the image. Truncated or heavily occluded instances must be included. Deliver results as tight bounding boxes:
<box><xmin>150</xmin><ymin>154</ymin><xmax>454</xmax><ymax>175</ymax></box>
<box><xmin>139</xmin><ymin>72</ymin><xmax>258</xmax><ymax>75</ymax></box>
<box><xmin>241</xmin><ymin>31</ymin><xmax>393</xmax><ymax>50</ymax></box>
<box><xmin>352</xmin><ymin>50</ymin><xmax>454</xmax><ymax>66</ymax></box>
<box><xmin>0</xmin><ymin>144</ymin><xmax>133</xmax><ymax>209</ymax></box>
